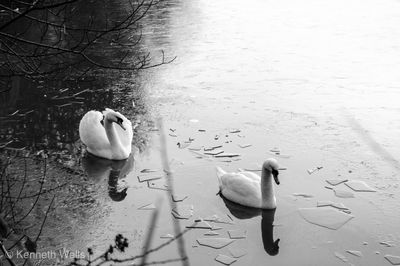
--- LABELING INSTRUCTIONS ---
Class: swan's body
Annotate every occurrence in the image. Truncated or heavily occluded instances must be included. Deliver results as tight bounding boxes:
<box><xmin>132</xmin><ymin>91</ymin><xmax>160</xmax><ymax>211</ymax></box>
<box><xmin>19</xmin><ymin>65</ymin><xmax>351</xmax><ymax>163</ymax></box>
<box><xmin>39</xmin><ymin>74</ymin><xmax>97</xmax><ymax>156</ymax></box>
<box><xmin>79</xmin><ymin>108</ymin><xmax>133</xmax><ymax>160</ymax></box>
<box><xmin>216</xmin><ymin>159</ymin><xmax>280</xmax><ymax>209</ymax></box>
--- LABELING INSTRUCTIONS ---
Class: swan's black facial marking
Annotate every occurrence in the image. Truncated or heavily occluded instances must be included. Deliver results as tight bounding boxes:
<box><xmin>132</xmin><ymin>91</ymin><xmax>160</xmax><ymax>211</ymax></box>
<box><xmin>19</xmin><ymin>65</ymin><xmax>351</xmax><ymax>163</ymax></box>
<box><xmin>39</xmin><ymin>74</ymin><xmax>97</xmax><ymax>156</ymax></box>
<box><xmin>115</xmin><ymin>116</ymin><xmax>126</xmax><ymax>130</ymax></box>
<box><xmin>100</xmin><ymin>115</ymin><xmax>105</xmax><ymax>127</ymax></box>
<box><xmin>272</xmin><ymin>169</ymin><xmax>280</xmax><ymax>185</ymax></box>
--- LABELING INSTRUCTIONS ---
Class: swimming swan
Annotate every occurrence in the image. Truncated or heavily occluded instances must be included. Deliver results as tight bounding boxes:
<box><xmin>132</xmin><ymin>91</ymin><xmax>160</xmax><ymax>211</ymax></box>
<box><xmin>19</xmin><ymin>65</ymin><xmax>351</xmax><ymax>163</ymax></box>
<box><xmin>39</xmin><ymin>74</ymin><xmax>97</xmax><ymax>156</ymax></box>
<box><xmin>79</xmin><ymin>108</ymin><xmax>133</xmax><ymax>160</ymax></box>
<box><xmin>216</xmin><ymin>158</ymin><xmax>280</xmax><ymax>209</ymax></box>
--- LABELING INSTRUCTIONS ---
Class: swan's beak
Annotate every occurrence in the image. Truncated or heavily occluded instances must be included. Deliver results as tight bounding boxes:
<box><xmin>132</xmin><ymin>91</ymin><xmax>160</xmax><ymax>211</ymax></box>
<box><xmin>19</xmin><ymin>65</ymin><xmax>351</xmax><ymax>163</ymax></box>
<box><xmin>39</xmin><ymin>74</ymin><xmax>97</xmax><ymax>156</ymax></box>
<box><xmin>272</xmin><ymin>169</ymin><xmax>280</xmax><ymax>185</ymax></box>
<box><xmin>116</xmin><ymin>117</ymin><xmax>126</xmax><ymax>130</ymax></box>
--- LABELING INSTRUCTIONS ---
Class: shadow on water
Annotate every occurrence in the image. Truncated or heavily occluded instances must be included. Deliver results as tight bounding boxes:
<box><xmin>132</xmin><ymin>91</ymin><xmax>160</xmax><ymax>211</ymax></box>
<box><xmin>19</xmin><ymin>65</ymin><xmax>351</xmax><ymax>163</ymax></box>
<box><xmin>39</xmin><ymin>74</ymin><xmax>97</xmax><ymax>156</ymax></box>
<box><xmin>221</xmin><ymin>194</ymin><xmax>280</xmax><ymax>256</ymax></box>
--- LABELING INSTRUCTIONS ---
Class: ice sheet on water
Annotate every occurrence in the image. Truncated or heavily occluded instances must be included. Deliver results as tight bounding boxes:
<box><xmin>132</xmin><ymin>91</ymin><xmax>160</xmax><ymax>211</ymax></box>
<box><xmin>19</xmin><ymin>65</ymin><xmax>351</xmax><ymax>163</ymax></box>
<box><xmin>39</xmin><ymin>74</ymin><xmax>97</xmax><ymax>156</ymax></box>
<box><xmin>160</xmin><ymin>234</ymin><xmax>174</xmax><ymax>239</ymax></box>
<box><xmin>215</xmin><ymin>153</ymin><xmax>241</xmax><ymax>158</ymax></box>
<box><xmin>238</xmin><ymin>143</ymin><xmax>252</xmax><ymax>148</ymax></box>
<box><xmin>326</xmin><ymin>179</ymin><xmax>348</xmax><ymax>186</ymax></box>
<box><xmin>137</xmin><ymin>175</ymin><xmax>162</xmax><ymax>183</ymax></box>
<box><xmin>346</xmin><ymin>250</ymin><xmax>363</xmax><ymax>257</ymax></box>
<box><xmin>228</xmin><ymin>230</ymin><xmax>247</xmax><ymax>239</ymax></box>
<box><xmin>204</xmin><ymin>231</ymin><xmax>220</xmax><ymax>236</ymax></box>
<box><xmin>334</xmin><ymin>252</ymin><xmax>348</xmax><ymax>263</ymax></box>
<box><xmin>333</xmin><ymin>189</ymin><xmax>355</xmax><ymax>198</ymax></box>
<box><xmin>186</xmin><ymin>220</ymin><xmax>212</xmax><ymax>229</ymax></box>
<box><xmin>204</xmin><ymin>150</ymin><xmax>224</xmax><ymax>156</ymax></box>
<box><xmin>317</xmin><ymin>201</ymin><xmax>350</xmax><ymax>212</ymax></box>
<box><xmin>298</xmin><ymin>207</ymin><xmax>354</xmax><ymax>230</ymax></box>
<box><xmin>215</xmin><ymin>254</ymin><xmax>237</xmax><ymax>265</ymax></box>
<box><xmin>197</xmin><ymin>238</ymin><xmax>235</xmax><ymax>249</ymax></box>
<box><xmin>172</xmin><ymin>205</ymin><xmax>193</xmax><ymax>219</ymax></box>
<box><xmin>229</xmin><ymin>247</ymin><xmax>247</xmax><ymax>258</ymax></box>
<box><xmin>138</xmin><ymin>203</ymin><xmax>156</xmax><ymax>210</ymax></box>
<box><xmin>345</xmin><ymin>180</ymin><xmax>376</xmax><ymax>192</ymax></box>
<box><xmin>293</xmin><ymin>193</ymin><xmax>314</xmax><ymax>198</ymax></box>
<box><xmin>384</xmin><ymin>255</ymin><xmax>400</xmax><ymax>265</ymax></box>
<box><xmin>172</xmin><ymin>194</ymin><xmax>188</xmax><ymax>202</ymax></box>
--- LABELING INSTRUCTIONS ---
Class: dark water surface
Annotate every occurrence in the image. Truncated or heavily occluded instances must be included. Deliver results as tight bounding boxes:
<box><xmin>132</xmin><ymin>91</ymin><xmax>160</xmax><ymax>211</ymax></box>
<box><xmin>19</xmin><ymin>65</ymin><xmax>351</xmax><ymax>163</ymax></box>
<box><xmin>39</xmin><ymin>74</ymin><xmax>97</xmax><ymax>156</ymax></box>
<box><xmin>2</xmin><ymin>0</ymin><xmax>400</xmax><ymax>265</ymax></box>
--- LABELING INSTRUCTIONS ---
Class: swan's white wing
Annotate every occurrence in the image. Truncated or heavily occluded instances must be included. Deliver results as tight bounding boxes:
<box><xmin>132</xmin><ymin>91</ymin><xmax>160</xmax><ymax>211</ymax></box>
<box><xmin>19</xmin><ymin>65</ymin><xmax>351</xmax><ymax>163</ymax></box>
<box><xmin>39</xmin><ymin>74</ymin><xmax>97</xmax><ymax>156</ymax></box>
<box><xmin>79</xmin><ymin>111</ymin><xmax>111</xmax><ymax>154</ymax></box>
<box><xmin>220</xmin><ymin>172</ymin><xmax>261</xmax><ymax>208</ymax></box>
<box><xmin>238</xmin><ymin>171</ymin><xmax>261</xmax><ymax>182</ymax></box>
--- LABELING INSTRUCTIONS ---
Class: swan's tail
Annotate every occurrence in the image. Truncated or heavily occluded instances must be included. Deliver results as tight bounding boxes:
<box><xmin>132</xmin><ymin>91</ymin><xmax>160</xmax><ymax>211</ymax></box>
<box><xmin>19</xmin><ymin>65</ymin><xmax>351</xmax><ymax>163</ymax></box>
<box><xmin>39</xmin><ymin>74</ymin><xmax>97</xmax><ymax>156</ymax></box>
<box><xmin>216</xmin><ymin>166</ymin><xmax>226</xmax><ymax>188</ymax></box>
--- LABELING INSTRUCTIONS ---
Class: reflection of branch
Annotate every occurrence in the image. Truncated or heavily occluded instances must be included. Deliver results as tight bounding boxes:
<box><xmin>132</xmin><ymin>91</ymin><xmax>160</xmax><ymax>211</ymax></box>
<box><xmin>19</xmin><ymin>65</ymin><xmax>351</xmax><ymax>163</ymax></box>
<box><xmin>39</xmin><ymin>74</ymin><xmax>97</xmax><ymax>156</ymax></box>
<box><xmin>71</xmin><ymin>226</ymin><xmax>193</xmax><ymax>265</ymax></box>
<box><xmin>157</xmin><ymin>118</ymin><xmax>189</xmax><ymax>266</ymax></box>
<box><xmin>0</xmin><ymin>240</ymin><xmax>17</xmax><ymax>266</ymax></box>
<box><xmin>35</xmin><ymin>194</ymin><xmax>55</xmax><ymax>243</ymax></box>
<box><xmin>14</xmin><ymin>158</ymin><xmax>46</xmax><ymax>225</ymax></box>
<box><xmin>139</xmin><ymin>200</ymin><xmax>160</xmax><ymax>266</ymax></box>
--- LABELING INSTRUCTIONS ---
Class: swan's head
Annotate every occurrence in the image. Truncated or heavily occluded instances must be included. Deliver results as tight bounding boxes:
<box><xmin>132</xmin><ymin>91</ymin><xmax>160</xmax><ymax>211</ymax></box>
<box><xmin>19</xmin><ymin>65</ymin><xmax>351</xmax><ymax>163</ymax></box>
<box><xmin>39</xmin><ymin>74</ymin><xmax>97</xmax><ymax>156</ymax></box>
<box><xmin>105</xmin><ymin>111</ymin><xmax>126</xmax><ymax>130</ymax></box>
<box><xmin>263</xmin><ymin>158</ymin><xmax>280</xmax><ymax>185</ymax></box>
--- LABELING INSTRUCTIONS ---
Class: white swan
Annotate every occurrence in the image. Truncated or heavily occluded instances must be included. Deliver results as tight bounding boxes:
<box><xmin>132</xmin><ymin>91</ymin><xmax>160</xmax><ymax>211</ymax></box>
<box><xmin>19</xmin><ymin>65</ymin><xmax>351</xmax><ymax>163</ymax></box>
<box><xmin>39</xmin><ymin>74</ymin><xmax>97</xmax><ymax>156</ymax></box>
<box><xmin>79</xmin><ymin>108</ymin><xmax>133</xmax><ymax>160</ymax></box>
<box><xmin>216</xmin><ymin>158</ymin><xmax>280</xmax><ymax>209</ymax></box>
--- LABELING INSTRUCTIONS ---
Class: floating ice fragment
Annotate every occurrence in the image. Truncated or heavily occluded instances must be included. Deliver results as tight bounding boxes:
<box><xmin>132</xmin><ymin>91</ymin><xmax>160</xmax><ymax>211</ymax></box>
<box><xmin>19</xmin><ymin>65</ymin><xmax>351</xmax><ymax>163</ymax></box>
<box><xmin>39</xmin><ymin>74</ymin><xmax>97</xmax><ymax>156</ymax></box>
<box><xmin>293</xmin><ymin>193</ymin><xmax>313</xmax><ymax>198</ymax></box>
<box><xmin>229</xmin><ymin>129</ymin><xmax>241</xmax><ymax>133</ymax></box>
<box><xmin>198</xmin><ymin>129</ymin><xmax>206</xmax><ymax>132</ymax></box>
<box><xmin>307</xmin><ymin>166</ymin><xmax>323</xmax><ymax>175</ymax></box>
<box><xmin>229</xmin><ymin>247</ymin><xmax>247</xmax><ymax>258</ymax></box>
<box><xmin>204</xmin><ymin>231</ymin><xmax>220</xmax><ymax>236</ymax></box>
<box><xmin>333</xmin><ymin>189</ymin><xmax>355</xmax><ymax>198</ymax></box>
<box><xmin>334</xmin><ymin>252</ymin><xmax>348</xmax><ymax>262</ymax></box>
<box><xmin>138</xmin><ymin>203</ymin><xmax>156</xmax><ymax>210</ymax></box>
<box><xmin>204</xmin><ymin>214</ymin><xmax>234</xmax><ymax>224</ymax></box>
<box><xmin>177</xmin><ymin>142</ymin><xmax>190</xmax><ymax>149</ymax></box>
<box><xmin>384</xmin><ymin>255</ymin><xmax>400</xmax><ymax>265</ymax></box>
<box><xmin>228</xmin><ymin>230</ymin><xmax>247</xmax><ymax>239</ymax></box>
<box><xmin>172</xmin><ymin>194</ymin><xmax>188</xmax><ymax>202</ymax></box>
<box><xmin>137</xmin><ymin>175</ymin><xmax>162</xmax><ymax>183</ymax></box>
<box><xmin>148</xmin><ymin>180</ymin><xmax>169</xmax><ymax>191</ymax></box>
<box><xmin>298</xmin><ymin>207</ymin><xmax>354</xmax><ymax>230</ymax></box>
<box><xmin>197</xmin><ymin>238</ymin><xmax>235</xmax><ymax>249</ymax></box>
<box><xmin>317</xmin><ymin>201</ymin><xmax>350</xmax><ymax>212</ymax></box>
<box><xmin>204</xmin><ymin>150</ymin><xmax>224</xmax><ymax>156</ymax></box>
<box><xmin>215</xmin><ymin>153</ymin><xmax>241</xmax><ymax>158</ymax></box>
<box><xmin>326</xmin><ymin>179</ymin><xmax>348</xmax><ymax>186</ymax></box>
<box><xmin>172</xmin><ymin>205</ymin><xmax>193</xmax><ymax>219</ymax></box>
<box><xmin>189</xmin><ymin>119</ymin><xmax>199</xmax><ymax>123</ymax></box>
<box><xmin>204</xmin><ymin>145</ymin><xmax>223</xmax><ymax>151</ymax></box>
<box><xmin>380</xmin><ymin>241</ymin><xmax>395</xmax><ymax>247</ymax></box>
<box><xmin>169</xmin><ymin>133</ymin><xmax>178</xmax><ymax>137</ymax></box>
<box><xmin>188</xmin><ymin>146</ymin><xmax>202</xmax><ymax>151</ymax></box>
<box><xmin>346</xmin><ymin>250</ymin><xmax>363</xmax><ymax>257</ymax></box>
<box><xmin>238</xmin><ymin>144</ymin><xmax>252</xmax><ymax>148</ymax></box>
<box><xmin>345</xmin><ymin>180</ymin><xmax>376</xmax><ymax>192</ymax></box>
<box><xmin>186</xmin><ymin>220</ymin><xmax>212</xmax><ymax>229</ymax></box>
<box><xmin>140</xmin><ymin>169</ymin><xmax>158</xmax><ymax>173</ymax></box>
<box><xmin>160</xmin><ymin>234</ymin><xmax>174</xmax><ymax>239</ymax></box>
<box><xmin>215</xmin><ymin>254</ymin><xmax>237</xmax><ymax>265</ymax></box>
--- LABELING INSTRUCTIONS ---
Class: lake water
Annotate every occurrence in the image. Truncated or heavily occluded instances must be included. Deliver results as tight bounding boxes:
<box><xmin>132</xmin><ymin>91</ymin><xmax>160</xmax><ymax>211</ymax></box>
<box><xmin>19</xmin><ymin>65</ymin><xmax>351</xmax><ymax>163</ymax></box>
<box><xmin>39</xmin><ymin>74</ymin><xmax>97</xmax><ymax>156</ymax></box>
<box><xmin>1</xmin><ymin>0</ymin><xmax>400</xmax><ymax>265</ymax></box>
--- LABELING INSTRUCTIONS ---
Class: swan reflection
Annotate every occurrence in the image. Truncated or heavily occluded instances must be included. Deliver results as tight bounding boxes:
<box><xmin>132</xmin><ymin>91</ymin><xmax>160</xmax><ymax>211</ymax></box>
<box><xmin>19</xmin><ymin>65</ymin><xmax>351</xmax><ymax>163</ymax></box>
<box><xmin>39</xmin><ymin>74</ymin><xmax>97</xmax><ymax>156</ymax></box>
<box><xmin>221</xmin><ymin>195</ymin><xmax>280</xmax><ymax>256</ymax></box>
<box><xmin>82</xmin><ymin>152</ymin><xmax>134</xmax><ymax>201</ymax></box>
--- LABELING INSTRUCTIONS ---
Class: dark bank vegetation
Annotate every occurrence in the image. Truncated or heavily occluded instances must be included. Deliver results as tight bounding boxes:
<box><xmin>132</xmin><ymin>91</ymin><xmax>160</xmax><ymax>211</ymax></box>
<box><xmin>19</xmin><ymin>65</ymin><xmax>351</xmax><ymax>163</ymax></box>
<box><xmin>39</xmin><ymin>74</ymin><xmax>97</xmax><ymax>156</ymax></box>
<box><xmin>1</xmin><ymin>1</ymin><xmax>180</xmax><ymax>265</ymax></box>
<box><xmin>0</xmin><ymin>0</ymin><xmax>175</xmax><ymax>82</ymax></box>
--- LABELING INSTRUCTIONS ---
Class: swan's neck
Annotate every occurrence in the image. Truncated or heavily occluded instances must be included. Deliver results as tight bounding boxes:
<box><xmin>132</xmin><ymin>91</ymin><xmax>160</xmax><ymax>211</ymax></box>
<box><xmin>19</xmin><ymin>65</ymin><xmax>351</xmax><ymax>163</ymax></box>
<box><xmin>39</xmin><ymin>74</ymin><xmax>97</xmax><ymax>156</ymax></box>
<box><xmin>261</xmin><ymin>167</ymin><xmax>276</xmax><ymax>209</ymax></box>
<box><xmin>104</xmin><ymin>119</ymin><xmax>124</xmax><ymax>157</ymax></box>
